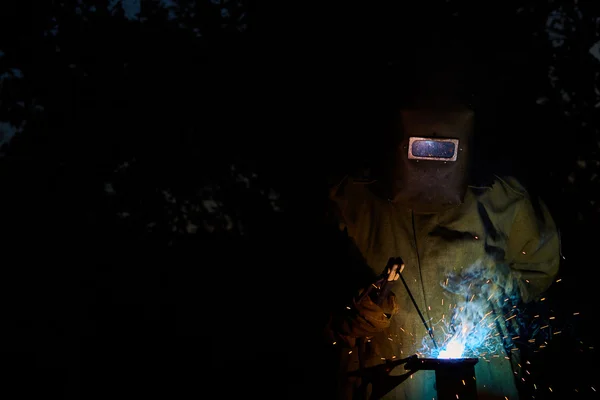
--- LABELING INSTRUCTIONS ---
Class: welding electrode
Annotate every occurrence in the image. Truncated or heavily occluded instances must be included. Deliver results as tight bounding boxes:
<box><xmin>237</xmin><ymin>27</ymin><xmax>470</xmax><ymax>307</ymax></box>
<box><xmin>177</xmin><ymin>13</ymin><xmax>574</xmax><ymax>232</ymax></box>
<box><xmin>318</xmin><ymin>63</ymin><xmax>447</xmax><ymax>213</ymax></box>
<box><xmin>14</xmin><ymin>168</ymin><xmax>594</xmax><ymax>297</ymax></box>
<box><xmin>395</xmin><ymin>257</ymin><xmax>439</xmax><ymax>349</ymax></box>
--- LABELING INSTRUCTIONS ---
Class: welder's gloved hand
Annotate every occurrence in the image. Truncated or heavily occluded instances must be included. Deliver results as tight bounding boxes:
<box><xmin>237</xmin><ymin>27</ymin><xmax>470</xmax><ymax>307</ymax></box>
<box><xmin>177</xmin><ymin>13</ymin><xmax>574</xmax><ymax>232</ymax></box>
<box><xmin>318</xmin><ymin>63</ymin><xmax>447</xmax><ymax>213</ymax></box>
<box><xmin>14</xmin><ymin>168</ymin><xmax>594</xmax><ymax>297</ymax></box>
<box><xmin>336</xmin><ymin>291</ymin><xmax>399</xmax><ymax>339</ymax></box>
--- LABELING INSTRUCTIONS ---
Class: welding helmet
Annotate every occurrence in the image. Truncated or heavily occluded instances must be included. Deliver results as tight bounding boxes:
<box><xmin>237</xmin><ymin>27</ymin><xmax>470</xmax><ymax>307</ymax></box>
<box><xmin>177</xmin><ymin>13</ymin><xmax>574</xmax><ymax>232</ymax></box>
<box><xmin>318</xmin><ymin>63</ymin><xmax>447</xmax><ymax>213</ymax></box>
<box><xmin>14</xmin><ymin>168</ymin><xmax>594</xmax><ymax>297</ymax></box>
<box><xmin>378</xmin><ymin>38</ymin><xmax>478</xmax><ymax>213</ymax></box>
<box><xmin>390</xmin><ymin>106</ymin><xmax>474</xmax><ymax>213</ymax></box>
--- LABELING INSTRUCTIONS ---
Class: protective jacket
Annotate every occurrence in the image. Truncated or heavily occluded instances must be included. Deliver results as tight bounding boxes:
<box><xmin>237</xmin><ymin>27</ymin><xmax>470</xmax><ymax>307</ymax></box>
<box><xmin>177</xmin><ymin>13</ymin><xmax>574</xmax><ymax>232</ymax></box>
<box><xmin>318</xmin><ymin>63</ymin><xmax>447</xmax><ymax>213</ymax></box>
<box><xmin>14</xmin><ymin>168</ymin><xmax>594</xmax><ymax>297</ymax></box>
<box><xmin>326</xmin><ymin>175</ymin><xmax>560</xmax><ymax>400</ymax></box>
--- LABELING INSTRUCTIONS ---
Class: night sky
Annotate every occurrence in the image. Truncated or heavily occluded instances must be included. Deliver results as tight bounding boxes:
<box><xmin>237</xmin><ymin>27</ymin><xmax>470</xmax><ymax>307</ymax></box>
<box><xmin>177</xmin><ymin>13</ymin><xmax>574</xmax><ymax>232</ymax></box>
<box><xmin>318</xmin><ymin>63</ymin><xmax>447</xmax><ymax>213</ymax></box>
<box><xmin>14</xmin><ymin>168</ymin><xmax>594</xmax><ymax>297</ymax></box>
<box><xmin>0</xmin><ymin>1</ymin><xmax>599</xmax><ymax>399</ymax></box>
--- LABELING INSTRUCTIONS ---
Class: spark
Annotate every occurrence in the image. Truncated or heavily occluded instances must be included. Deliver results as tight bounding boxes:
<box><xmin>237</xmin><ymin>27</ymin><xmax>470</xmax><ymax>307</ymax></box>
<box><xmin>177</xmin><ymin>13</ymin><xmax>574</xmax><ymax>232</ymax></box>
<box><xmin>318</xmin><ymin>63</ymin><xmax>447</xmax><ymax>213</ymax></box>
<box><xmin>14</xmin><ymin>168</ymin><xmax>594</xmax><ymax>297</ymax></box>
<box><xmin>417</xmin><ymin>259</ymin><xmax>526</xmax><ymax>359</ymax></box>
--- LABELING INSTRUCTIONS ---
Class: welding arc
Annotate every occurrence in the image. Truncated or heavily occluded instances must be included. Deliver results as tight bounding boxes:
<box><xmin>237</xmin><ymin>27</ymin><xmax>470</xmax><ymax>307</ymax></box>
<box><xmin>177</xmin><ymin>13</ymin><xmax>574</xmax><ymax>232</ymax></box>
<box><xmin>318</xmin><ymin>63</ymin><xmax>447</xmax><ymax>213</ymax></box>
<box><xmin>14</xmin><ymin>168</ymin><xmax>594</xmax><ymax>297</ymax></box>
<box><xmin>398</xmin><ymin>271</ymin><xmax>439</xmax><ymax>349</ymax></box>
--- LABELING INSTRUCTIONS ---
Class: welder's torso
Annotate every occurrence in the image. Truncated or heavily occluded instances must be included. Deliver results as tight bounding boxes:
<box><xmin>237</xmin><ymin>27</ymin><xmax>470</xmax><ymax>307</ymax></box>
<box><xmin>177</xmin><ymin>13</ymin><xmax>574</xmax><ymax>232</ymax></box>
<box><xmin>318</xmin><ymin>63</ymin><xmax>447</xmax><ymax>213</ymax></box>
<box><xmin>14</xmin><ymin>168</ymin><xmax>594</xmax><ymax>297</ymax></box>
<box><xmin>332</xmin><ymin>178</ymin><xmax>522</xmax><ymax>400</ymax></box>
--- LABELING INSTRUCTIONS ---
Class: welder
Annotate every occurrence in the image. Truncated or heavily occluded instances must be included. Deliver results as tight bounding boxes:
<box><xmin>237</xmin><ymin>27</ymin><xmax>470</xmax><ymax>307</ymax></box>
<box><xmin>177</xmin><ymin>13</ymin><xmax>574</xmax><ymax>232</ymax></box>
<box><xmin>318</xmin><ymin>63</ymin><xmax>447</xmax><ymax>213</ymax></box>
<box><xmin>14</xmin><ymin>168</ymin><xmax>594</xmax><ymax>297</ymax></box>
<box><xmin>323</xmin><ymin>35</ymin><xmax>561</xmax><ymax>400</ymax></box>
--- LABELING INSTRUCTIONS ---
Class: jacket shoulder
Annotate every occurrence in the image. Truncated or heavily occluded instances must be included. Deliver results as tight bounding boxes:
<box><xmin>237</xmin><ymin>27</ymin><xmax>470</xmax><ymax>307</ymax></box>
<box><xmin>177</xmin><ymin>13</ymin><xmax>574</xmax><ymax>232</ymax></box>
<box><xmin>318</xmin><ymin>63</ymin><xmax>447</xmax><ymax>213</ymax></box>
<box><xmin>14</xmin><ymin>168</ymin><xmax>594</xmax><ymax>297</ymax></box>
<box><xmin>329</xmin><ymin>169</ymin><xmax>376</xmax><ymax>200</ymax></box>
<box><xmin>468</xmin><ymin>176</ymin><xmax>532</xmax><ymax>227</ymax></box>
<box><xmin>475</xmin><ymin>175</ymin><xmax>528</xmax><ymax>204</ymax></box>
<box><xmin>328</xmin><ymin>174</ymin><xmax>349</xmax><ymax>199</ymax></box>
<box><xmin>493</xmin><ymin>176</ymin><xmax>528</xmax><ymax>198</ymax></box>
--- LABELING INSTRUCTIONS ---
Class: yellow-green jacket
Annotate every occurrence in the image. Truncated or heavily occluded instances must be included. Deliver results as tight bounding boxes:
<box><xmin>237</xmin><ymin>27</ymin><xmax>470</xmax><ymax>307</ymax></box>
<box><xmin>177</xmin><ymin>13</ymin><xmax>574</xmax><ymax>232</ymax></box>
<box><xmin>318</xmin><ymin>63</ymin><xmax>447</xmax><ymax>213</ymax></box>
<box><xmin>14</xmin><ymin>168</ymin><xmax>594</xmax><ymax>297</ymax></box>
<box><xmin>327</xmin><ymin>175</ymin><xmax>560</xmax><ymax>400</ymax></box>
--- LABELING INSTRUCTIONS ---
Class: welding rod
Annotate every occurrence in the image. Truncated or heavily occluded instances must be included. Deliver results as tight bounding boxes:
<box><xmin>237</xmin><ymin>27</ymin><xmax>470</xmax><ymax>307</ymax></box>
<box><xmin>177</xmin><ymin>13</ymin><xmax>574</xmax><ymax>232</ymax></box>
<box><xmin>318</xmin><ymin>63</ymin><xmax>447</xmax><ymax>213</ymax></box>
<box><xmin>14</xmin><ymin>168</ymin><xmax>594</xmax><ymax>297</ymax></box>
<box><xmin>398</xmin><ymin>268</ymin><xmax>439</xmax><ymax>349</ymax></box>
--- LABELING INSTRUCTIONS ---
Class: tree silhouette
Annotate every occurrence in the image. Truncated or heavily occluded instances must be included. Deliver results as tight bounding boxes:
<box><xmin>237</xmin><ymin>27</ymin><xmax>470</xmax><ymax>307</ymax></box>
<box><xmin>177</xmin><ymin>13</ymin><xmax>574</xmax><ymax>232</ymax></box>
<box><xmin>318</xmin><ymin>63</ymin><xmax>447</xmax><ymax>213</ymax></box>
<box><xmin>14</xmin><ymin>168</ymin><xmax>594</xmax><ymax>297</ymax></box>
<box><xmin>0</xmin><ymin>1</ymin><xmax>598</xmax><ymax>399</ymax></box>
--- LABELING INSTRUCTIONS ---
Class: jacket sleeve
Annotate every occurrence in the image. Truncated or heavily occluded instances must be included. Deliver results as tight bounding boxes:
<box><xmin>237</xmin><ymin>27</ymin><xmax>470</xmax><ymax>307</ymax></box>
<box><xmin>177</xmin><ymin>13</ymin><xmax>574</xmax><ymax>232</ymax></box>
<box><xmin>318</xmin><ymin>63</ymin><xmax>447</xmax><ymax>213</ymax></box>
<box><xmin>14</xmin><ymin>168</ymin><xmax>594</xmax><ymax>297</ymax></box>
<box><xmin>505</xmin><ymin>195</ymin><xmax>561</xmax><ymax>303</ymax></box>
<box><xmin>325</xmin><ymin>291</ymin><xmax>399</xmax><ymax>348</ymax></box>
<box><xmin>323</xmin><ymin>177</ymin><xmax>398</xmax><ymax>346</ymax></box>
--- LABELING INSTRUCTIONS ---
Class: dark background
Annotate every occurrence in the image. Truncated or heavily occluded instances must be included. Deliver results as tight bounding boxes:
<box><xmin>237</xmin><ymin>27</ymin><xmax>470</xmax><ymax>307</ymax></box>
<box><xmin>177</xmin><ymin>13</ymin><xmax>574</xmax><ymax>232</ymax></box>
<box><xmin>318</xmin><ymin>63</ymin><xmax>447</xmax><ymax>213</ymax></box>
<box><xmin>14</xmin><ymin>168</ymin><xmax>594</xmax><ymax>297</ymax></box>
<box><xmin>0</xmin><ymin>1</ymin><xmax>598</xmax><ymax>399</ymax></box>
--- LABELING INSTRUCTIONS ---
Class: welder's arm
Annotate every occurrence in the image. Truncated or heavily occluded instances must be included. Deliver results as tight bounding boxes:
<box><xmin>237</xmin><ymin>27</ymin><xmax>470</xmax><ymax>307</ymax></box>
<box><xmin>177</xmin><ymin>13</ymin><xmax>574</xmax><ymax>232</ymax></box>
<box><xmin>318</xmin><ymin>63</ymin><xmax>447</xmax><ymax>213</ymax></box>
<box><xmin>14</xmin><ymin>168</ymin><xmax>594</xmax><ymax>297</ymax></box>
<box><xmin>505</xmin><ymin>197</ymin><xmax>560</xmax><ymax>303</ymax></box>
<box><xmin>322</xmin><ymin>224</ymin><xmax>400</xmax><ymax>347</ymax></box>
<box><xmin>324</xmin><ymin>181</ymin><xmax>400</xmax><ymax>346</ymax></box>
<box><xmin>325</xmin><ymin>290</ymin><xmax>399</xmax><ymax>347</ymax></box>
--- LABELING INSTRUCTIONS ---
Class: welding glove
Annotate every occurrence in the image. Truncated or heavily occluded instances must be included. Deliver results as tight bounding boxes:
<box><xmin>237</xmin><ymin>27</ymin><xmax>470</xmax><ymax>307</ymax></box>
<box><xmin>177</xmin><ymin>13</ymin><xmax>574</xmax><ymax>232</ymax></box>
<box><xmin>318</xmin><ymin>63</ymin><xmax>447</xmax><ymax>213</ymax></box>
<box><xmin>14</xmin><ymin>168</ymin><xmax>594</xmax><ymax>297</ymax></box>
<box><xmin>328</xmin><ymin>290</ymin><xmax>399</xmax><ymax>347</ymax></box>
